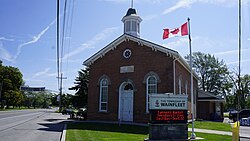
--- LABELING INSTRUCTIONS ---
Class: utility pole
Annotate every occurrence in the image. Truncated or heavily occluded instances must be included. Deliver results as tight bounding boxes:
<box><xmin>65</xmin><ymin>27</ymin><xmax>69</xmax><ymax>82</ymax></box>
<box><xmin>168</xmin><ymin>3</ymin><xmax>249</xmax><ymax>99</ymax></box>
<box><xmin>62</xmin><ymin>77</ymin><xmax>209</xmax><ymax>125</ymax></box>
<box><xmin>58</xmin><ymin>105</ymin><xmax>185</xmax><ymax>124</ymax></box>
<box><xmin>0</xmin><ymin>81</ymin><xmax>2</xmax><ymax>100</ymax></box>
<box><xmin>57</xmin><ymin>73</ymin><xmax>67</xmax><ymax>112</ymax></box>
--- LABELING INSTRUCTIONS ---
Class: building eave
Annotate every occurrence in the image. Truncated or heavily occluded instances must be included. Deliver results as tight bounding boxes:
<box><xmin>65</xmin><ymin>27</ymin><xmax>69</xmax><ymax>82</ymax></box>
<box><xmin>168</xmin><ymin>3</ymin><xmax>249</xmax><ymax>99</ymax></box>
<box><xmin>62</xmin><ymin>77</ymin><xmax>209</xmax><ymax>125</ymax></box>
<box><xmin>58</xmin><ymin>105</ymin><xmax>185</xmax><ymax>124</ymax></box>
<box><xmin>83</xmin><ymin>34</ymin><xmax>179</xmax><ymax>66</ymax></box>
<box><xmin>83</xmin><ymin>34</ymin><xmax>199</xmax><ymax>80</ymax></box>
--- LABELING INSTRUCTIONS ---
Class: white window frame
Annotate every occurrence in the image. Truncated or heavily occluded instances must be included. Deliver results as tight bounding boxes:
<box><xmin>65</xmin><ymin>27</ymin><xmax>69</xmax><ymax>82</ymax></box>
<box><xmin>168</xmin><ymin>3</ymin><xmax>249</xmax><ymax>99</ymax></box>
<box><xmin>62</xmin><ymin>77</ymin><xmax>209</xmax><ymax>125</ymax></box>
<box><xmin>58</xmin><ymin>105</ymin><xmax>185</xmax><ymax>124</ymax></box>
<box><xmin>146</xmin><ymin>76</ymin><xmax>157</xmax><ymax>113</ymax></box>
<box><xmin>99</xmin><ymin>78</ymin><xmax>108</xmax><ymax>112</ymax></box>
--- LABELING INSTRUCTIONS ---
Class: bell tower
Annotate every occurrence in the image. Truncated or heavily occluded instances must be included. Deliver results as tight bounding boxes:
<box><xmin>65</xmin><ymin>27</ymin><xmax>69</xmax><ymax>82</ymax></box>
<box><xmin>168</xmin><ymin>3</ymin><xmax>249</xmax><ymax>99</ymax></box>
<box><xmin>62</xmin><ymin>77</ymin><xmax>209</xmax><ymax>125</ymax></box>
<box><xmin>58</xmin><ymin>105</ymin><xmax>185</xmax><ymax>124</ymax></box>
<box><xmin>122</xmin><ymin>7</ymin><xmax>142</xmax><ymax>38</ymax></box>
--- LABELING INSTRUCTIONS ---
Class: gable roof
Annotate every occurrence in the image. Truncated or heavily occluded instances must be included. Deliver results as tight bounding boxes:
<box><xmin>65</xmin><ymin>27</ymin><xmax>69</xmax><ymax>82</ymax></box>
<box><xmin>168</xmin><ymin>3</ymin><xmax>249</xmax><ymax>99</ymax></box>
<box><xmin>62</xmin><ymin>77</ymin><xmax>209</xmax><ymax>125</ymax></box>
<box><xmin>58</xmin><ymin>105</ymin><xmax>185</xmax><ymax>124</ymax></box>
<box><xmin>198</xmin><ymin>90</ymin><xmax>225</xmax><ymax>102</ymax></box>
<box><xmin>83</xmin><ymin>34</ymin><xmax>198</xmax><ymax>79</ymax></box>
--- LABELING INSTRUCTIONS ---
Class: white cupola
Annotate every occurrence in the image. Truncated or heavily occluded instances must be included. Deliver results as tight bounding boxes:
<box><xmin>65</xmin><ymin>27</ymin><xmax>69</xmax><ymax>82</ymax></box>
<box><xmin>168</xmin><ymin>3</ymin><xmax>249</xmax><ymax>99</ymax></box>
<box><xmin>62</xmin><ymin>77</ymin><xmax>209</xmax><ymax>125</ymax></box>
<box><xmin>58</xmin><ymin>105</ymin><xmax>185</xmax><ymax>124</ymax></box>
<box><xmin>122</xmin><ymin>8</ymin><xmax>142</xmax><ymax>38</ymax></box>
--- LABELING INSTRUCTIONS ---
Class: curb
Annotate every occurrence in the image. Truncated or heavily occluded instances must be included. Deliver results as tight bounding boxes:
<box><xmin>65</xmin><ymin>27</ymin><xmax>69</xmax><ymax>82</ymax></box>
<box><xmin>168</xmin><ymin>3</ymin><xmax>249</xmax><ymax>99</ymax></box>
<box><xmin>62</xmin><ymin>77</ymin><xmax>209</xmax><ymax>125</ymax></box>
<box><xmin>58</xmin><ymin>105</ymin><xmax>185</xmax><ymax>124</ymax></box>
<box><xmin>60</xmin><ymin>124</ymin><xmax>67</xmax><ymax>141</ymax></box>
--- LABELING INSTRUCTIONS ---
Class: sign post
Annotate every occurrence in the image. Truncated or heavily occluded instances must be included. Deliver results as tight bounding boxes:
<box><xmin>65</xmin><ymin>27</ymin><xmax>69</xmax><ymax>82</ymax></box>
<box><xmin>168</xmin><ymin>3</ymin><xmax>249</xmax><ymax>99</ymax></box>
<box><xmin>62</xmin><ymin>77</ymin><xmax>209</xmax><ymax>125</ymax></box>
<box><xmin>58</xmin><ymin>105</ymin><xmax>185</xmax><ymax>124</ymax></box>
<box><xmin>145</xmin><ymin>93</ymin><xmax>188</xmax><ymax>141</ymax></box>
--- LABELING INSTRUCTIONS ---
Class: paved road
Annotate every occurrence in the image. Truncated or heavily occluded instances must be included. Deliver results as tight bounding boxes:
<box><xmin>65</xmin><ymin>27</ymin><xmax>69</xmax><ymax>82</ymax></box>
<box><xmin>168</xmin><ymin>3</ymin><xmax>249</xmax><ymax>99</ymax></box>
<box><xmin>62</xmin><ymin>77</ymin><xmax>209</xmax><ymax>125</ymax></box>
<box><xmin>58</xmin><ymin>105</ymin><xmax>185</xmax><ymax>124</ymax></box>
<box><xmin>0</xmin><ymin>109</ymin><xmax>69</xmax><ymax>141</ymax></box>
<box><xmin>240</xmin><ymin>126</ymin><xmax>250</xmax><ymax>141</ymax></box>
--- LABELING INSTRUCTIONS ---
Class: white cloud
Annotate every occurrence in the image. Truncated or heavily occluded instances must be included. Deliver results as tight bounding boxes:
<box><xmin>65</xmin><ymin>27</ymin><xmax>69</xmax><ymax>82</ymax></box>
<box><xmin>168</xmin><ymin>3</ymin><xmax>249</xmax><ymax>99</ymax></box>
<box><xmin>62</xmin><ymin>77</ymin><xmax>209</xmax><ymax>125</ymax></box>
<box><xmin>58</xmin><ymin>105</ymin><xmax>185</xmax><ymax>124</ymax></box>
<box><xmin>0</xmin><ymin>41</ymin><xmax>14</xmax><ymax>62</ymax></box>
<box><xmin>162</xmin><ymin>0</ymin><xmax>195</xmax><ymax>15</ymax></box>
<box><xmin>143</xmin><ymin>14</ymin><xmax>159</xmax><ymax>21</ymax></box>
<box><xmin>100</xmin><ymin>0</ymin><xmax>127</xmax><ymax>2</ymax></box>
<box><xmin>162</xmin><ymin>0</ymin><xmax>247</xmax><ymax>15</ymax></box>
<box><xmin>162</xmin><ymin>37</ymin><xmax>189</xmax><ymax>48</ymax></box>
<box><xmin>100</xmin><ymin>0</ymin><xmax>164</xmax><ymax>4</ymax></box>
<box><xmin>213</xmin><ymin>48</ymin><xmax>250</xmax><ymax>58</ymax></box>
<box><xmin>32</xmin><ymin>68</ymin><xmax>51</xmax><ymax>78</ymax></box>
<box><xmin>14</xmin><ymin>19</ymin><xmax>56</xmax><ymax>60</ymax></box>
<box><xmin>0</xmin><ymin>37</ymin><xmax>14</xmax><ymax>41</ymax></box>
<box><xmin>62</xmin><ymin>26</ymin><xmax>119</xmax><ymax>61</ymax></box>
<box><xmin>227</xmin><ymin>59</ymin><xmax>250</xmax><ymax>65</ymax></box>
<box><xmin>31</xmin><ymin>68</ymin><xmax>57</xmax><ymax>80</ymax></box>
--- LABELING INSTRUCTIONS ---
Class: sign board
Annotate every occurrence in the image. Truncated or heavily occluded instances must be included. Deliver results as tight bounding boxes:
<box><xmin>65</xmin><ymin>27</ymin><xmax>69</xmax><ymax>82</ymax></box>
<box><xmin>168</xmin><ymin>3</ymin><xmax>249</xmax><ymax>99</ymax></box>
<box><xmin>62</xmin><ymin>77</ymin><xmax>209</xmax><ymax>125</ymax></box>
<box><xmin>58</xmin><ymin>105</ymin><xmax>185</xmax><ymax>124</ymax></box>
<box><xmin>149</xmin><ymin>94</ymin><xmax>188</xmax><ymax>110</ymax></box>
<box><xmin>147</xmin><ymin>94</ymin><xmax>188</xmax><ymax>141</ymax></box>
<box><xmin>150</xmin><ymin>110</ymin><xmax>187</xmax><ymax>124</ymax></box>
<box><xmin>20</xmin><ymin>86</ymin><xmax>45</xmax><ymax>91</ymax></box>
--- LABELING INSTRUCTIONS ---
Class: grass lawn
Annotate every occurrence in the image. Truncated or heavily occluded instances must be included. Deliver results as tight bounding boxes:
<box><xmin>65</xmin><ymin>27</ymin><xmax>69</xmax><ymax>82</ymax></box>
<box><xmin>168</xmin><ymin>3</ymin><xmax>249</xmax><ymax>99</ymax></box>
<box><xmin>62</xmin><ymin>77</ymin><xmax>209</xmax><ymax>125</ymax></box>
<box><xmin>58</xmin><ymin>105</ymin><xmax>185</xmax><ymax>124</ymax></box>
<box><xmin>188</xmin><ymin>121</ymin><xmax>232</xmax><ymax>132</ymax></box>
<box><xmin>66</xmin><ymin>122</ymin><xmax>232</xmax><ymax>141</ymax></box>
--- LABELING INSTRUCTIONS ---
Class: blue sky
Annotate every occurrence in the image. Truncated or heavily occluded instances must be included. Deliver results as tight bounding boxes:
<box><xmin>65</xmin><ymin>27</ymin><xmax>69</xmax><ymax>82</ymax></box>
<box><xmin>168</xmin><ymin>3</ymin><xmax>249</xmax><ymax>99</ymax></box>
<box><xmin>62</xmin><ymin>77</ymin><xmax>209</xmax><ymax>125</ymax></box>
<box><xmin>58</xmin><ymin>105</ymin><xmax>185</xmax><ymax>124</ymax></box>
<box><xmin>0</xmin><ymin>0</ymin><xmax>250</xmax><ymax>94</ymax></box>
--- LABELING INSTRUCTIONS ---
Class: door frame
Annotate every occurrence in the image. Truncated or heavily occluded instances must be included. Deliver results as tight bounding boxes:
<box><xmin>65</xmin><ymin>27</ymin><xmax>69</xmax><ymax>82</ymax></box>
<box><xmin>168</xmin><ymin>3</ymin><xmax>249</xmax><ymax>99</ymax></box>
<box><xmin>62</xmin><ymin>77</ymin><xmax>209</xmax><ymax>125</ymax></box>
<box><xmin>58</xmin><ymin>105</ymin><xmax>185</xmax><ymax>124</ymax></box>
<box><xmin>118</xmin><ymin>82</ymin><xmax>134</xmax><ymax>122</ymax></box>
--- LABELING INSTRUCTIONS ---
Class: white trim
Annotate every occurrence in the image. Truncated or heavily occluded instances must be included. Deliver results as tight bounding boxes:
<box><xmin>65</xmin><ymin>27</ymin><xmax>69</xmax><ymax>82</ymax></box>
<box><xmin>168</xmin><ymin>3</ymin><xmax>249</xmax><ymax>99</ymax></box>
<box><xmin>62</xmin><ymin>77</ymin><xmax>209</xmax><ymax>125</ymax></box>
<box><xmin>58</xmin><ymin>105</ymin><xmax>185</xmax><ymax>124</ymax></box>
<box><xmin>99</xmin><ymin>78</ymin><xmax>108</xmax><ymax>112</ymax></box>
<box><xmin>118</xmin><ymin>82</ymin><xmax>134</xmax><ymax>122</ymax></box>
<box><xmin>146</xmin><ymin>75</ymin><xmax>157</xmax><ymax>113</ymax></box>
<box><xmin>83</xmin><ymin>34</ymin><xmax>199</xmax><ymax>80</ymax></box>
<box><xmin>83</xmin><ymin>34</ymin><xmax>178</xmax><ymax>66</ymax></box>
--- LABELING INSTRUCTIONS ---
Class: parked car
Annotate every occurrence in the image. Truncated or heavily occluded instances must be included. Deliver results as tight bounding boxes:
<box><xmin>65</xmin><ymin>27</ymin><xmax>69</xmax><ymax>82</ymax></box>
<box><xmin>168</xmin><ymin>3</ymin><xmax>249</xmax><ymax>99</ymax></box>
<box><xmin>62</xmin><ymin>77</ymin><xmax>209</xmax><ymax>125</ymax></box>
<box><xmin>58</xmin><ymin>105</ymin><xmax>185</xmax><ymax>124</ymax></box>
<box><xmin>229</xmin><ymin>109</ymin><xmax>250</xmax><ymax>124</ymax></box>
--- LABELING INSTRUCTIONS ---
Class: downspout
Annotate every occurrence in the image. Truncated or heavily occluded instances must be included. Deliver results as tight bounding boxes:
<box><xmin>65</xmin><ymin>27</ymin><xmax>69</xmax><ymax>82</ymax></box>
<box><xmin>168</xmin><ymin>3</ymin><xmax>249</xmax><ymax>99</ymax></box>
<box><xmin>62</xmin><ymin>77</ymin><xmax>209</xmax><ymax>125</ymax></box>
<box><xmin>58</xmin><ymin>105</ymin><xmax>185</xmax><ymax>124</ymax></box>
<box><xmin>173</xmin><ymin>55</ymin><xmax>180</xmax><ymax>95</ymax></box>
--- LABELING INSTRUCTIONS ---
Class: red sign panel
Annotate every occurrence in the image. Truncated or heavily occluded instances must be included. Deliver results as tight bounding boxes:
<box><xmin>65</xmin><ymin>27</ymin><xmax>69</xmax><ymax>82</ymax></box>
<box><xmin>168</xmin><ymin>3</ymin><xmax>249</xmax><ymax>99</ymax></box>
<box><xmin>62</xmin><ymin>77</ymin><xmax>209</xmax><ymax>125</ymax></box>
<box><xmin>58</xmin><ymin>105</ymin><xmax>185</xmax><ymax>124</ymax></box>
<box><xmin>150</xmin><ymin>110</ymin><xmax>187</xmax><ymax>124</ymax></box>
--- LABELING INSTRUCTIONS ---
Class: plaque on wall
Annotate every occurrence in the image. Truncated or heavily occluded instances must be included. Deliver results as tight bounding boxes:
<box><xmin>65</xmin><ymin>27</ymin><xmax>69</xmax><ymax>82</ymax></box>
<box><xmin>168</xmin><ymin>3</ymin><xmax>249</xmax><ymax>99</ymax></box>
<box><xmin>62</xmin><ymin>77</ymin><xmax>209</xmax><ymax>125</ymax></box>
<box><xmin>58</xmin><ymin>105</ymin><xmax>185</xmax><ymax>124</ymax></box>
<box><xmin>120</xmin><ymin>65</ymin><xmax>134</xmax><ymax>73</ymax></box>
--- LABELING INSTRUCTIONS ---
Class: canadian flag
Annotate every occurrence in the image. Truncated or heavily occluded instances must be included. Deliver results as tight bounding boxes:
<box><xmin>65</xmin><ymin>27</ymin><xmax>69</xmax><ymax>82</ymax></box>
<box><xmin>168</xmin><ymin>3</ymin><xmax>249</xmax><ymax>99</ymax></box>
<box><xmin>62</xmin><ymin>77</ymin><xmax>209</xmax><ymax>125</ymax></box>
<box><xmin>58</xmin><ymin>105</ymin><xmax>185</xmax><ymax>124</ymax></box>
<box><xmin>163</xmin><ymin>22</ymin><xmax>188</xmax><ymax>39</ymax></box>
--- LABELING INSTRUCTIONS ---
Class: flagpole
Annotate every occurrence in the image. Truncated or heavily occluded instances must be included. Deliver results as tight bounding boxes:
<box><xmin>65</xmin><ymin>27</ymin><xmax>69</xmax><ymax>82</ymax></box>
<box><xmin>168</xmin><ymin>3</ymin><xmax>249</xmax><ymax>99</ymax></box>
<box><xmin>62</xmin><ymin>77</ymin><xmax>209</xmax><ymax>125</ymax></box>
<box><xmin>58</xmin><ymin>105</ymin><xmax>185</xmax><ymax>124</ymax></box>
<box><xmin>188</xmin><ymin>17</ymin><xmax>196</xmax><ymax>140</ymax></box>
<box><xmin>237</xmin><ymin>0</ymin><xmax>241</xmax><ymax>132</ymax></box>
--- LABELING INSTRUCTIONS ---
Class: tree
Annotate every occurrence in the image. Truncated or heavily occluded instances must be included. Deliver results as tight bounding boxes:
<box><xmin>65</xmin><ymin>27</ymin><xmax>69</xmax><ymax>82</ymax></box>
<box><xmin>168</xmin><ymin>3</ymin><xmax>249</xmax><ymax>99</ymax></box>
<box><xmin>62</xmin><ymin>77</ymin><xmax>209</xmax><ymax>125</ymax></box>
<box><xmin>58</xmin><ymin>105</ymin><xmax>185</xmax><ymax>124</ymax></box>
<box><xmin>3</xmin><ymin>90</ymin><xmax>23</xmax><ymax>108</ymax></box>
<box><xmin>22</xmin><ymin>91</ymin><xmax>53</xmax><ymax>108</ymax></box>
<box><xmin>69</xmin><ymin>67</ymin><xmax>89</xmax><ymax>108</ymax></box>
<box><xmin>185</xmin><ymin>52</ymin><xmax>233</xmax><ymax>96</ymax></box>
<box><xmin>228</xmin><ymin>71</ymin><xmax>250</xmax><ymax>110</ymax></box>
<box><xmin>0</xmin><ymin>64</ymin><xmax>24</xmax><ymax>108</ymax></box>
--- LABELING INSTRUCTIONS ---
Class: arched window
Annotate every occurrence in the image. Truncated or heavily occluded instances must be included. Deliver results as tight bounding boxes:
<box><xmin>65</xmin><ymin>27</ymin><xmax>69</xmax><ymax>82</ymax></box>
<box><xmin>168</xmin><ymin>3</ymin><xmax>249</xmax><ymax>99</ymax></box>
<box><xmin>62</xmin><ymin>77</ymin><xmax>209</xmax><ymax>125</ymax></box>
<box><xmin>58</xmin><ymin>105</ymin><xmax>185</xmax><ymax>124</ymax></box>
<box><xmin>146</xmin><ymin>76</ymin><xmax>157</xmax><ymax>113</ymax></box>
<box><xmin>99</xmin><ymin>78</ymin><xmax>108</xmax><ymax>112</ymax></box>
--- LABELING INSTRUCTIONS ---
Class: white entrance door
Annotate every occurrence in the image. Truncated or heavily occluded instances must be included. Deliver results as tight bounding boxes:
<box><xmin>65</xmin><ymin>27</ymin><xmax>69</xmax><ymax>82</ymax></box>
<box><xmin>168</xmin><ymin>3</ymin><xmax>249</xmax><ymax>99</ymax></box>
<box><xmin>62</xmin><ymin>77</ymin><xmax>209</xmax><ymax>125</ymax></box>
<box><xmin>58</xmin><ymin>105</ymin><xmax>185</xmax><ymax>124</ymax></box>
<box><xmin>120</xmin><ymin>90</ymin><xmax>133</xmax><ymax>122</ymax></box>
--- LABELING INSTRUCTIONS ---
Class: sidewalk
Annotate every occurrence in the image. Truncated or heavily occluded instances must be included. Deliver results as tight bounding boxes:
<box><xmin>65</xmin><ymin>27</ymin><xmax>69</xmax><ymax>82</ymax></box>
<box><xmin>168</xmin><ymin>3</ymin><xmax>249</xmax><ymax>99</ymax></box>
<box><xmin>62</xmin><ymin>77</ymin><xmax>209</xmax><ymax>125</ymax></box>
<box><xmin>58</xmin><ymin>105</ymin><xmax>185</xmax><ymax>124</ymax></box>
<box><xmin>188</xmin><ymin>128</ymin><xmax>250</xmax><ymax>139</ymax></box>
<box><xmin>188</xmin><ymin>128</ymin><xmax>231</xmax><ymax>136</ymax></box>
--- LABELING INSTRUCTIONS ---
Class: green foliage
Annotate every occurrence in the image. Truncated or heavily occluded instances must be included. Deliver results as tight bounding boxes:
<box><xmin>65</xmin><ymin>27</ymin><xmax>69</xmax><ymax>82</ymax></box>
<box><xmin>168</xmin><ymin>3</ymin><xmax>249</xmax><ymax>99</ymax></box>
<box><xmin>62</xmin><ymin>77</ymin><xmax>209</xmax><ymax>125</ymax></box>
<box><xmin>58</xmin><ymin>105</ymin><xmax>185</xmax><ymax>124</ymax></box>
<box><xmin>69</xmin><ymin>67</ymin><xmax>89</xmax><ymax>108</ymax></box>
<box><xmin>228</xmin><ymin>72</ymin><xmax>250</xmax><ymax>110</ymax></box>
<box><xmin>245</xmin><ymin>97</ymin><xmax>250</xmax><ymax>109</ymax></box>
<box><xmin>22</xmin><ymin>91</ymin><xmax>52</xmax><ymax>108</ymax></box>
<box><xmin>185</xmin><ymin>52</ymin><xmax>232</xmax><ymax>96</ymax></box>
<box><xmin>224</xmin><ymin>95</ymin><xmax>236</xmax><ymax>110</ymax></box>
<box><xmin>61</xmin><ymin>93</ymin><xmax>73</xmax><ymax>108</ymax></box>
<box><xmin>3</xmin><ymin>90</ymin><xmax>23</xmax><ymax>107</ymax></box>
<box><xmin>0</xmin><ymin>62</ymin><xmax>24</xmax><ymax>108</ymax></box>
<box><xmin>1</xmin><ymin>66</ymin><xmax>23</xmax><ymax>91</ymax></box>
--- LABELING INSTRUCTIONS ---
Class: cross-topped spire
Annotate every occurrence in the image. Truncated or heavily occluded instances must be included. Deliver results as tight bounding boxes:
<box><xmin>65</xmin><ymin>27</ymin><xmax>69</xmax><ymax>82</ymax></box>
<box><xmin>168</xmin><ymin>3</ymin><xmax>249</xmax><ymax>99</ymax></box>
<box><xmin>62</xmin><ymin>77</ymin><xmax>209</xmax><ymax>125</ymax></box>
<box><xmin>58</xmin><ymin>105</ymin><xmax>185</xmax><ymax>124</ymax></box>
<box><xmin>131</xmin><ymin>0</ymin><xmax>133</xmax><ymax>8</ymax></box>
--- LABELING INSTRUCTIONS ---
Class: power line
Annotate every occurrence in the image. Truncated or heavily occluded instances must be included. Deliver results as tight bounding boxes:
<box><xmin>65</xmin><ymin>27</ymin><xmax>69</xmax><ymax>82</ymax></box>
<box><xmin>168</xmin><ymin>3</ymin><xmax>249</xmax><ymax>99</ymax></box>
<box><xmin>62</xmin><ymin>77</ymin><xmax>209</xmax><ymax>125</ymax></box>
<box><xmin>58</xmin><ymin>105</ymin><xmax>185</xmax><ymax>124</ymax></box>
<box><xmin>60</xmin><ymin>0</ymin><xmax>68</xmax><ymax>74</ymax></box>
<box><xmin>65</xmin><ymin>0</ymin><xmax>75</xmax><ymax>78</ymax></box>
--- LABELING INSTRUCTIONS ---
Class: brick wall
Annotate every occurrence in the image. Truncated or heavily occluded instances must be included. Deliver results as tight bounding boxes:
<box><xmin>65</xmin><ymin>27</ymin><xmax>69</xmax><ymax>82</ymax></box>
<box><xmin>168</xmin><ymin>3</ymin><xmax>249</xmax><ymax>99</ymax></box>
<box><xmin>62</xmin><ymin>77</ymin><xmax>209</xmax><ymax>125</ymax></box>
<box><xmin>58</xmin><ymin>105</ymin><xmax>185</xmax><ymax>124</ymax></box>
<box><xmin>87</xmin><ymin>39</ymin><xmax>198</xmax><ymax>123</ymax></box>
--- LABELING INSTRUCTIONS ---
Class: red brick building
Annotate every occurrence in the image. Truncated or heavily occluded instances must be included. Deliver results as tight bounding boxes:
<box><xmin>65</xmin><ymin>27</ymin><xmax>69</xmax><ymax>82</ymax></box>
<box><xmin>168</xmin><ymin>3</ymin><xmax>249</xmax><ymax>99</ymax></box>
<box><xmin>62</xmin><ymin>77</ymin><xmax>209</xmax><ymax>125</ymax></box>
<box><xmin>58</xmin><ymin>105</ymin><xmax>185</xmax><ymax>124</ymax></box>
<box><xmin>83</xmin><ymin>8</ymin><xmax>198</xmax><ymax>123</ymax></box>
